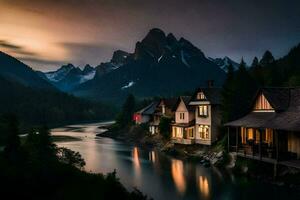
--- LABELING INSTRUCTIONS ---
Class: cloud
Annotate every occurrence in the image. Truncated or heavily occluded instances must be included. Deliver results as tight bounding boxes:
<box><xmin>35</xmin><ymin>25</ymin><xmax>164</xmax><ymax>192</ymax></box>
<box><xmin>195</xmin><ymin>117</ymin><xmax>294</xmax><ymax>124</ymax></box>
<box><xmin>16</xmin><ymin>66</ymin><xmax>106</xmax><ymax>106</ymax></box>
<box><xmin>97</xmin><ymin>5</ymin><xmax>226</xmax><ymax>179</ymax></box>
<box><xmin>0</xmin><ymin>40</ymin><xmax>22</xmax><ymax>50</ymax></box>
<box><xmin>60</xmin><ymin>42</ymin><xmax>126</xmax><ymax>66</ymax></box>
<box><xmin>17</xmin><ymin>56</ymin><xmax>66</xmax><ymax>71</ymax></box>
<box><xmin>0</xmin><ymin>40</ymin><xmax>36</xmax><ymax>56</ymax></box>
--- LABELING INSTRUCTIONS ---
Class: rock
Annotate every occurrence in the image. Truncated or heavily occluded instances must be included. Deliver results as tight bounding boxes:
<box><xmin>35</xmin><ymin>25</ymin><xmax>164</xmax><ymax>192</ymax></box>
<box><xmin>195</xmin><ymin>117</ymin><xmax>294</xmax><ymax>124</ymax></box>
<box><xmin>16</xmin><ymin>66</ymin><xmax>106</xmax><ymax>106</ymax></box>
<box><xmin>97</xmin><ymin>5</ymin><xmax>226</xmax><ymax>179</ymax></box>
<box><xmin>216</xmin><ymin>151</ymin><xmax>223</xmax><ymax>158</ymax></box>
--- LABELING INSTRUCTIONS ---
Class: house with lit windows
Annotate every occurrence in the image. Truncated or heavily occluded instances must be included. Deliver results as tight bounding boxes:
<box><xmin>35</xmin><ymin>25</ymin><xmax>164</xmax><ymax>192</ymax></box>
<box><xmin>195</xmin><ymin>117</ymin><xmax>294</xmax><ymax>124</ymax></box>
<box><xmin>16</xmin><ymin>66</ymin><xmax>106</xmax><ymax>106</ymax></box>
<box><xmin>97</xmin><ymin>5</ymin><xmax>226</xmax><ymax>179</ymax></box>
<box><xmin>149</xmin><ymin>98</ymin><xmax>177</xmax><ymax>134</ymax></box>
<box><xmin>189</xmin><ymin>87</ymin><xmax>222</xmax><ymax>145</ymax></box>
<box><xmin>226</xmin><ymin>88</ymin><xmax>300</xmax><ymax>166</ymax></box>
<box><xmin>171</xmin><ymin>96</ymin><xmax>196</xmax><ymax>144</ymax></box>
<box><xmin>133</xmin><ymin>101</ymin><xmax>159</xmax><ymax>124</ymax></box>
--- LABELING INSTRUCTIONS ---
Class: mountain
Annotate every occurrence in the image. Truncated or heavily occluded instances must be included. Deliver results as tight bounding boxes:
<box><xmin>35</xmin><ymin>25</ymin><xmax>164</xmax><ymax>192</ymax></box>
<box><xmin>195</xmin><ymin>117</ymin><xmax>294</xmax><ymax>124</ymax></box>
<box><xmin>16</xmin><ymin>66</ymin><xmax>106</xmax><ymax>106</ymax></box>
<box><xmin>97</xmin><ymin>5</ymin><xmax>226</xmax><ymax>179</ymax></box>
<box><xmin>209</xmin><ymin>56</ymin><xmax>239</xmax><ymax>72</ymax></box>
<box><xmin>73</xmin><ymin>28</ymin><xmax>226</xmax><ymax>103</ymax></box>
<box><xmin>0</xmin><ymin>74</ymin><xmax>115</xmax><ymax>127</ymax></box>
<box><xmin>0</xmin><ymin>51</ymin><xmax>54</xmax><ymax>89</ymax></box>
<box><xmin>41</xmin><ymin>64</ymin><xmax>96</xmax><ymax>91</ymax></box>
<box><xmin>94</xmin><ymin>50</ymin><xmax>130</xmax><ymax>79</ymax></box>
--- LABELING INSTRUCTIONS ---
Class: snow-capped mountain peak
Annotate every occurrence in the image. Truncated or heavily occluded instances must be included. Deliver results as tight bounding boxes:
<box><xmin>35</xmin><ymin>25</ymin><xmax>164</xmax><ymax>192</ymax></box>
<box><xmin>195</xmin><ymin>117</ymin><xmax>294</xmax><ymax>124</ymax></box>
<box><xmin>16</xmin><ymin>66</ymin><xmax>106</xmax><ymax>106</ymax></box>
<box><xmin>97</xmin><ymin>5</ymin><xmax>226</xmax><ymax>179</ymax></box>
<box><xmin>45</xmin><ymin>63</ymin><xmax>75</xmax><ymax>82</ymax></box>
<box><xmin>209</xmin><ymin>56</ymin><xmax>239</xmax><ymax>72</ymax></box>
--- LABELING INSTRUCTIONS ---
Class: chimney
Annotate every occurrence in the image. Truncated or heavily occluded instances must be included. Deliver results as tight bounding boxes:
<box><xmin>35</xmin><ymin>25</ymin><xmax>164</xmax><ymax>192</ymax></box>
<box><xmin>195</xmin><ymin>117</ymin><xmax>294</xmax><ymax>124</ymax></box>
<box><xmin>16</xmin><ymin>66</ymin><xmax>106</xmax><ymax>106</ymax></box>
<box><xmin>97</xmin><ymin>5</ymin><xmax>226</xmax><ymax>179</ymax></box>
<box><xmin>207</xmin><ymin>80</ymin><xmax>214</xmax><ymax>88</ymax></box>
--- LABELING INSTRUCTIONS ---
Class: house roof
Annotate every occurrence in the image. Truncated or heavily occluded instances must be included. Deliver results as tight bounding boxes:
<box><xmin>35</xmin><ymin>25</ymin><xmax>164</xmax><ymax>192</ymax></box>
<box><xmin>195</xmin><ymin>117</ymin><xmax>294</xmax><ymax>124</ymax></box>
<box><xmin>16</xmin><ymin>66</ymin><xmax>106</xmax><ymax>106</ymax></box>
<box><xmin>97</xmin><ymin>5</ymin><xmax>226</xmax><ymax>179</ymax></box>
<box><xmin>190</xmin><ymin>87</ymin><xmax>222</xmax><ymax>105</ymax></box>
<box><xmin>136</xmin><ymin>101</ymin><xmax>159</xmax><ymax>115</ymax></box>
<box><xmin>225</xmin><ymin>87</ymin><xmax>300</xmax><ymax>131</ymax></box>
<box><xmin>172</xmin><ymin>119</ymin><xmax>195</xmax><ymax>127</ymax></box>
<box><xmin>173</xmin><ymin>96</ymin><xmax>194</xmax><ymax>112</ymax></box>
<box><xmin>160</xmin><ymin>97</ymin><xmax>178</xmax><ymax>110</ymax></box>
<box><xmin>258</xmin><ymin>88</ymin><xmax>290</xmax><ymax>111</ymax></box>
<box><xmin>224</xmin><ymin>112</ymin><xmax>276</xmax><ymax>128</ymax></box>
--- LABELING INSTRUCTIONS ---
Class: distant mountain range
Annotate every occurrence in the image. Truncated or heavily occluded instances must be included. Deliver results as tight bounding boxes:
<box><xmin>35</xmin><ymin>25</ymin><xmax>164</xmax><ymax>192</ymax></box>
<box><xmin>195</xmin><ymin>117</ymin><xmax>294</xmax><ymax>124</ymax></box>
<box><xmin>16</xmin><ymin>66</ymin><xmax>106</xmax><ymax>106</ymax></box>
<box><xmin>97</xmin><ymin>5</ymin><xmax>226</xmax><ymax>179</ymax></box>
<box><xmin>4</xmin><ymin>28</ymin><xmax>298</xmax><ymax>104</ymax></box>
<box><xmin>208</xmin><ymin>56</ymin><xmax>239</xmax><ymax>72</ymax></box>
<box><xmin>0</xmin><ymin>51</ymin><xmax>54</xmax><ymax>89</ymax></box>
<box><xmin>37</xmin><ymin>64</ymin><xmax>96</xmax><ymax>91</ymax></box>
<box><xmin>70</xmin><ymin>28</ymin><xmax>227</xmax><ymax>102</ymax></box>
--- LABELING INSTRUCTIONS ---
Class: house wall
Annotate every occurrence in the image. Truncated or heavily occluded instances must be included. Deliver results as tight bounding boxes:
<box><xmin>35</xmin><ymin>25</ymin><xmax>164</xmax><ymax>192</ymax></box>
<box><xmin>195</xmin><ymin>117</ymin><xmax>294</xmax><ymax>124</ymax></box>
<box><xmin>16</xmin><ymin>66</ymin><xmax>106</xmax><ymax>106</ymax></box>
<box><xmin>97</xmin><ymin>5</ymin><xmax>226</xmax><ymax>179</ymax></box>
<box><xmin>195</xmin><ymin>103</ymin><xmax>211</xmax><ymax>125</ymax></box>
<box><xmin>288</xmin><ymin>132</ymin><xmax>300</xmax><ymax>158</ymax></box>
<box><xmin>194</xmin><ymin>102</ymin><xmax>211</xmax><ymax>145</ymax></box>
<box><xmin>175</xmin><ymin>100</ymin><xmax>189</xmax><ymax>123</ymax></box>
<box><xmin>211</xmin><ymin>105</ymin><xmax>221</xmax><ymax>143</ymax></box>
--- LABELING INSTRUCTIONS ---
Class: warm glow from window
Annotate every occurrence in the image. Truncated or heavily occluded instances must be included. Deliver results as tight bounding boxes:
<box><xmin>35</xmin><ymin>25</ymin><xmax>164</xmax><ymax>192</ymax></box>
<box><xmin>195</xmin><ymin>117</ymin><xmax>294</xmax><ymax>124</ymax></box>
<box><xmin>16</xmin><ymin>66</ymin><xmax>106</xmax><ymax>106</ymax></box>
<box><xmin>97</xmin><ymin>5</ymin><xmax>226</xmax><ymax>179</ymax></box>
<box><xmin>173</xmin><ymin>127</ymin><xmax>183</xmax><ymax>138</ymax></box>
<box><xmin>198</xmin><ymin>125</ymin><xmax>209</xmax><ymax>139</ymax></box>
<box><xmin>254</xmin><ymin>94</ymin><xmax>274</xmax><ymax>111</ymax></box>
<box><xmin>247</xmin><ymin>128</ymin><xmax>254</xmax><ymax>140</ymax></box>
<box><xmin>197</xmin><ymin>92</ymin><xmax>206</xmax><ymax>100</ymax></box>
<box><xmin>198</xmin><ymin>105</ymin><xmax>208</xmax><ymax>117</ymax></box>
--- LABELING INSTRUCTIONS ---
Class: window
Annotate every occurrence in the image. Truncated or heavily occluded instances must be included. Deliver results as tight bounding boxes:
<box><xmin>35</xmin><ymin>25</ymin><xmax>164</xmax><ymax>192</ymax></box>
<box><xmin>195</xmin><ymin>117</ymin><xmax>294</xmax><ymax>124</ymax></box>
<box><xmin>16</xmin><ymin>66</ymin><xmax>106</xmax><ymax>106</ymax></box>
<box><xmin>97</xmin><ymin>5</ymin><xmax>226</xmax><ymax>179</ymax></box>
<box><xmin>162</xmin><ymin>105</ymin><xmax>166</xmax><ymax>114</ymax></box>
<box><xmin>197</xmin><ymin>92</ymin><xmax>206</xmax><ymax>100</ymax></box>
<box><xmin>179</xmin><ymin>113</ymin><xmax>185</xmax><ymax>120</ymax></box>
<box><xmin>198</xmin><ymin>125</ymin><xmax>209</xmax><ymax>139</ymax></box>
<box><xmin>198</xmin><ymin>105</ymin><xmax>208</xmax><ymax>117</ymax></box>
<box><xmin>187</xmin><ymin>128</ymin><xmax>194</xmax><ymax>138</ymax></box>
<box><xmin>175</xmin><ymin>127</ymin><xmax>183</xmax><ymax>138</ymax></box>
<box><xmin>247</xmin><ymin>128</ymin><xmax>254</xmax><ymax>140</ymax></box>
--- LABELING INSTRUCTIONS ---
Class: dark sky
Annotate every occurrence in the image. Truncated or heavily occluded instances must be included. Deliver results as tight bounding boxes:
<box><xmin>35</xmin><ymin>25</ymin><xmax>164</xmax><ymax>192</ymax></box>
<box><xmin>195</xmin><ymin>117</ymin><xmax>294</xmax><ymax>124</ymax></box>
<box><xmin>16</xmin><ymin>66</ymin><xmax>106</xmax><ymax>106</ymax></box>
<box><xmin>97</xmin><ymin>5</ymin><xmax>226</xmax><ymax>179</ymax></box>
<box><xmin>1</xmin><ymin>0</ymin><xmax>300</xmax><ymax>71</ymax></box>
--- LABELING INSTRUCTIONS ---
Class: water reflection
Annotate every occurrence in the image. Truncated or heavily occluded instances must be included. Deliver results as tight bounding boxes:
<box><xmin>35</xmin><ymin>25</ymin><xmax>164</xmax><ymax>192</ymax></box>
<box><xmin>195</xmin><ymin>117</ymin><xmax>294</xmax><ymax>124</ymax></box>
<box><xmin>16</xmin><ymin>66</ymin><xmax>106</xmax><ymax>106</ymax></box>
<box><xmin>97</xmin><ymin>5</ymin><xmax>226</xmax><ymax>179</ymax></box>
<box><xmin>198</xmin><ymin>176</ymin><xmax>210</xmax><ymax>198</ymax></box>
<box><xmin>149</xmin><ymin>151</ymin><xmax>156</xmax><ymax>163</ymax></box>
<box><xmin>52</xmin><ymin>122</ymin><xmax>297</xmax><ymax>200</ymax></box>
<box><xmin>132</xmin><ymin>147</ymin><xmax>141</xmax><ymax>186</ymax></box>
<box><xmin>171</xmin><ymin>159</ymin><xmax>186</xmax><ymax>195</ymax></box>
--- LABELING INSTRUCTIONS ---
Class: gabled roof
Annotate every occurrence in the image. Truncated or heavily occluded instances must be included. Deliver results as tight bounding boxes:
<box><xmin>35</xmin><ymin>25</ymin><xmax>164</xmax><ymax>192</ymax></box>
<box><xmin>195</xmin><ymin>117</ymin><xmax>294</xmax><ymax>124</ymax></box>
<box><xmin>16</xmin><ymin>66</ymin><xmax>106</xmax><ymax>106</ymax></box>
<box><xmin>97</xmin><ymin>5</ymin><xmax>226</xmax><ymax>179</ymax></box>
<box><xmin>136</xmin><ymin>101</ymin><xmax>159</xmax><ymax>115</ymax></box>
<box><xmin>190</xmin><ymin>87</ymin><xmax>222</xmax><ymax>105</ymax></box>
<box><xmin>173</xmin><ymin>96</ymin><xmax>194</xmax><ymax>112</ymax></box>
<box><xmin>225</xmin><ymin>87</ymin><xmax>300</xmax><ymax>131</ymax></box>
<box><xmin>160</xmin><ymin>97</ymin><xmax>178</xmax><ymax>110</ymax></box>
<box><xmin>258</xmin><ymin>88</ymin><xmax>291</xmax><ymax>111</ymax></box>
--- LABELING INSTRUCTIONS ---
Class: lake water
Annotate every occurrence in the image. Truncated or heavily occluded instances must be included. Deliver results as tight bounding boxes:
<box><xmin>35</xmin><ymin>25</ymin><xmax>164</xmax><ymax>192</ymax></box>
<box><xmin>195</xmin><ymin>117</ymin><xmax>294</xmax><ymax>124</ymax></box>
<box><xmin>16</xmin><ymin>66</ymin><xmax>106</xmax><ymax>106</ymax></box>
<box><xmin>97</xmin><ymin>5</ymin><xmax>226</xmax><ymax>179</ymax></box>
<box><xmin>52</xmin><ymin>122</ymin><xmax>299</xmax><ymax>200</ymax></box>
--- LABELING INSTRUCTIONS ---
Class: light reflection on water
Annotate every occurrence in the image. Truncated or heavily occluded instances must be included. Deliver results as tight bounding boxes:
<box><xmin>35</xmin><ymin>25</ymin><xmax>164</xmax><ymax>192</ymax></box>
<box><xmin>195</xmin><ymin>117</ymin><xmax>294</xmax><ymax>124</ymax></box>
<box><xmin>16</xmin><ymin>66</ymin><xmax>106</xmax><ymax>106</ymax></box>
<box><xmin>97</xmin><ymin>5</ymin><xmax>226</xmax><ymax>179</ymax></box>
<box><xmin>52</xmin><ymin>122</ymin><xmax>298</xmax><ymax>200</ymax></box>
<box><xmin>171</xmin><ymin>159</ymin><xmax>186</xmax><ymax>195</ymax></box>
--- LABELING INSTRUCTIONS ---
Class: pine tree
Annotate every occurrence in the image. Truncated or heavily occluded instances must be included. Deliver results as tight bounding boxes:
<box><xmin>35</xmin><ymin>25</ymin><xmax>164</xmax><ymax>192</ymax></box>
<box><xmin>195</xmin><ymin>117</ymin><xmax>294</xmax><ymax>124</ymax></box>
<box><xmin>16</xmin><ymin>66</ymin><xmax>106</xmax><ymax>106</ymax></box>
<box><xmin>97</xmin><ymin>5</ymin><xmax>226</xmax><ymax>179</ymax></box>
<box><xmin>250</xmin><ymin>57</ymin><xmax>265</xmax><ymax>86</ymax></box>
<box><xmin>259</xmin><ymin>50</ymin><xmax>275</xmax><ymax>66</ymax></box>
<box><xmin>229</xmin><ymin>59</ymin><xmax>258</xmax><ymax>120</ymax></box>
<box><xmin>116</xmin><ymin>94</ymin><xmax>136</xmax><ymax>127</ymax></box>
<box><xmin>221</xmin><ymin>63</ymin><xmax>235</xmax><ymax>122</ymax></box>
<box><xmin>251</xmin><ymin>57</ymin><xmax>259</xmax><ymax>68</ymax></box>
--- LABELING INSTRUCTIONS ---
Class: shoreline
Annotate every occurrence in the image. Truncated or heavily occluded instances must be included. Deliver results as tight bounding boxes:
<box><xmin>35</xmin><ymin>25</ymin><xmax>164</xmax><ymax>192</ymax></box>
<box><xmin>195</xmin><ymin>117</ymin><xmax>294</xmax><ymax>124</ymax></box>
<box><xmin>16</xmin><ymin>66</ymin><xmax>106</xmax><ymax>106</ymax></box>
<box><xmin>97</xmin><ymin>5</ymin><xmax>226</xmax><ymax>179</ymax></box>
<box><xmin>97</xmin><ymin>123</ymin><xmax>300</xmax><ymax>190</ymax></box>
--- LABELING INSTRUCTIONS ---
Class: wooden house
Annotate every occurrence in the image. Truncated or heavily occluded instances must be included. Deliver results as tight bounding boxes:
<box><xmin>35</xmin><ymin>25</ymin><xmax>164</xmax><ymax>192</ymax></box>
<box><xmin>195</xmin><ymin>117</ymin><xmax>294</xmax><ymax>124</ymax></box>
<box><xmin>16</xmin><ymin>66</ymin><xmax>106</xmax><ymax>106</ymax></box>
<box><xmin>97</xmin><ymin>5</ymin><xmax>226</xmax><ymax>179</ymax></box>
<box><xmin>149</xmin><ymin>98</ymin><xmax>177</xmax><ymax>135</ymax></box>
<box><xmin>133</xmin><ymin>102</ymin><xmax>158</xmax><ymax>124</ymax></box>
<box><xmin>171</xmin><ymin>96</ymin><xmax>196</xmax><ymax>144</ymax></box>
<box><xmin>189</xmin><ymin>87</ymin><xmax>222</xmax><ymax>145</ymax></box>
<box><xmin>226</xmin><ymin>88</ymin><xmax>300</xmax><ymax>167</ymax></box>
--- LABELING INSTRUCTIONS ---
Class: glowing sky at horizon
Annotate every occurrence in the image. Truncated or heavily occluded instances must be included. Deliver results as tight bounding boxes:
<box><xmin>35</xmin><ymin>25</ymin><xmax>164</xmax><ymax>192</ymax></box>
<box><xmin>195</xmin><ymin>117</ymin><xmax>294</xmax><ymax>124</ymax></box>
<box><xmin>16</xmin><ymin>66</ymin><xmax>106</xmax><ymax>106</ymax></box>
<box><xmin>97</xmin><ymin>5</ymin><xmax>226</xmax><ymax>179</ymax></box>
<box><xmin>1</xmin><ymin>0</ymin><xmax>300</xmax><ymax>71</ymax></box>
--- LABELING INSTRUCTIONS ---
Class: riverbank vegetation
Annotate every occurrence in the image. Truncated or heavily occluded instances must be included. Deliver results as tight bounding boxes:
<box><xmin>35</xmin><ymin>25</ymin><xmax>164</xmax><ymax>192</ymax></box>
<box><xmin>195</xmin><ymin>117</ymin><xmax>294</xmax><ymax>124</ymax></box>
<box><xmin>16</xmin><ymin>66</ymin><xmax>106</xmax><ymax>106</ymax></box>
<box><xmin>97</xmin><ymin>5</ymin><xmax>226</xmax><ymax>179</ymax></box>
<box><xmin>0</xmin><ymin>114</ymin><xmax>151</xmax><ymax>200</ymax></box>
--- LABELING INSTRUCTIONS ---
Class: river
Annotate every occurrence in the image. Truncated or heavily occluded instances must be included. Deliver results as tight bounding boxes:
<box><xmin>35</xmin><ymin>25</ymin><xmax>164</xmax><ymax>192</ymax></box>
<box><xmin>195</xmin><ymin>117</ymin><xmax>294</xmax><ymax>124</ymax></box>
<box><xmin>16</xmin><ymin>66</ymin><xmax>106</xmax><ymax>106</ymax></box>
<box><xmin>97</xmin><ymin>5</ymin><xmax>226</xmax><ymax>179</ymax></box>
<box><xmin>52</xmin><ymin>122</ymin><xmax>298</xmax><ymax>200</ymax></box>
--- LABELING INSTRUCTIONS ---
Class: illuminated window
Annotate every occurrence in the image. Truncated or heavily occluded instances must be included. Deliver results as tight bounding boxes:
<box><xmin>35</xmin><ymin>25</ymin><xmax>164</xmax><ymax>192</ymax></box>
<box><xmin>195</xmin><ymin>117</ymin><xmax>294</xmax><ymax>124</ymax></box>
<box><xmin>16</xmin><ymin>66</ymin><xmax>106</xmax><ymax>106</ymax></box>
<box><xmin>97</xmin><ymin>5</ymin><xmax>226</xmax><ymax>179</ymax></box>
<box><xmin>247</xmin><ymin>128</ymin><xmax>254</xmax><ymax>140</ymax></box>
<box><xmin>198</xmin><ymin>125</ymin><xmax>209</xmax><ymax>139</ymax></box>
<box><xmin>198</xmin><ymin>106</ymin><xmax>208</xmax><ymax>117</ymax></box>
<box><xmin>197</xmin><ymin>92</ymin><xmax>206</xmax><ymax>100</ymax></box>
<box><xmin>162</xmin><ymin>105</ymin><xmax>166</xmax><ymax>114</ymax></box>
